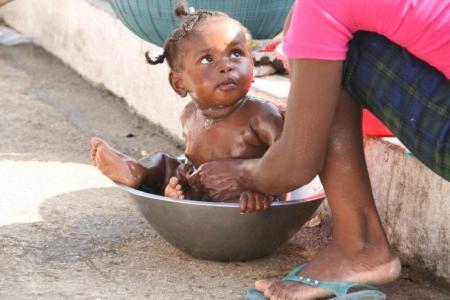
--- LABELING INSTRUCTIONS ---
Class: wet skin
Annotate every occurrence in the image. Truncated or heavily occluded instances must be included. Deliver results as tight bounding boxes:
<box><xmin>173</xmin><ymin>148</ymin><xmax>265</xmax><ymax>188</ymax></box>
<box><xmin>193</xmin><ymin>11</ymin><xmax>401</xmax><ymax>300</ymax></box>
<box><xmin>167</xmin><ymin>17</ymin><xmax>285</xmax><ymax>211</ymax></box>
<box><xmin>91</xmin><ymin>17</ymin><xmax>284</xmax><ymax>212</ymax></box>
<box><xmin>172</xmin><ymin>18</ymin><xmax>281</xmax><ymax>167</ymax></box>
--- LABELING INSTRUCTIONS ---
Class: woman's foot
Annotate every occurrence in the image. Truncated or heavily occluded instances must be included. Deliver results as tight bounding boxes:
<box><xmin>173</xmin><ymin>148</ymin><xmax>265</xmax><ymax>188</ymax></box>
<box><xmin>91</xmin><ymin>137</ymin><xmax>144</xmax><ymax>188</ymax></box>
<box><xmin>164</xmin><ymin>177</ymin><xmax>184</xmax><ymax>199</ymax></box>
<box><xmin>255</xmin><ymin>243</ymin><xmax>401</xmax><ymax>300</ymax></box>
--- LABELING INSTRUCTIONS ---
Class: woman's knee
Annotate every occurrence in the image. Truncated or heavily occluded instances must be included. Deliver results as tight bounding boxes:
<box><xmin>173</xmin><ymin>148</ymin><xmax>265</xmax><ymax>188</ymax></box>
<box><xmin>342</xmin><ymin>31</ymin><xmax>450</xmax><ymax>180</ymax></box>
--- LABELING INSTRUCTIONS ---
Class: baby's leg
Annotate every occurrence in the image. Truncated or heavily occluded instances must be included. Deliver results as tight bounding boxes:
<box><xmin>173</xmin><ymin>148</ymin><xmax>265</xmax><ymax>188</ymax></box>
<box><xmin>164</xmin><ymin>177</ymin><xmax>184</xmax><ymax>200</ymax></box>
<box><xmin>91</xmin><ymin>137</ymin><xmax>146</xmax><ymax>188</ymax></box>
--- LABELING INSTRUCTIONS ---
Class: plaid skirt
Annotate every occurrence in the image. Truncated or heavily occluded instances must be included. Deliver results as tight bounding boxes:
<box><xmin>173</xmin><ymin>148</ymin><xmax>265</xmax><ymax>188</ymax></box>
<box><xmin>343</xmin><ymin>32</ymin><xmax>450</xmax><ymax>181</ymax></box>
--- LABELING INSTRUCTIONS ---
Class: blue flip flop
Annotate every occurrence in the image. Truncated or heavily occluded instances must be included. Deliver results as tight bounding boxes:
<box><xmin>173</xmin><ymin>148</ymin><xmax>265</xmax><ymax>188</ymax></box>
<box><xmin>247</xmin><ymin>264</ymin><xmax>386</xmax><ymax>300</ymax></box>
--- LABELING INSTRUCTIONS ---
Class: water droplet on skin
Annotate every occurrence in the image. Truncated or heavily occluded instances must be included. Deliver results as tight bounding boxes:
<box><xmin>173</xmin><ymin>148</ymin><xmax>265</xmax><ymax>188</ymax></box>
<box><xmin>204</xmin><ymin>118</ymin><xmax>213</xmax><ymax>129</ymax></box>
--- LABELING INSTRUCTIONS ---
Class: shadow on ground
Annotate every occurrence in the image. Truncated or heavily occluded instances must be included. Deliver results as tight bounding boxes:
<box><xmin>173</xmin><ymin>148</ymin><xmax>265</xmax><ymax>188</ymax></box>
<box><xmin>2</xmin><ymin>185</ymin><xmax>449</xmax><ymax>299</ymax></box>
<box><xmin>1</xmin><ymin>186</ymin><xmax>316</xmax><ymax>299</ymax></box>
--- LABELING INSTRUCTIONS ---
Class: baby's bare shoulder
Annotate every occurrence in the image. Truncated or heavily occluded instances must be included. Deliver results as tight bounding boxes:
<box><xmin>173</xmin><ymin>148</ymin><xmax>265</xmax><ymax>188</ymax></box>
<box><xmin>243</xmin><ymin>96</ymin><xmax>283</xmax><ymax>120</ymax></box>
<box><xmin>243</xmin><ymin>96</ymin><xmax>284</xmax><ymax>145</ymax></box>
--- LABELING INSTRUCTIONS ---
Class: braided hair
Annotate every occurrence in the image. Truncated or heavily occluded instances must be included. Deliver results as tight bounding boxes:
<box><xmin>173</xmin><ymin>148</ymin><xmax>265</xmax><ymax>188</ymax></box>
<box><xmin>145</xmin><ymin>0</ymin><xmax>249</xmax><ymax>71</ymax></box>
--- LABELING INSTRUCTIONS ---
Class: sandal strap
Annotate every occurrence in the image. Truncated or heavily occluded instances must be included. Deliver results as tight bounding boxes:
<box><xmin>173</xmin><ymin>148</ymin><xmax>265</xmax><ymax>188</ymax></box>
<box><xmin>282</xmin><ymin>264</ymin><xmax>380</xmax><ymax>297</ymax></box>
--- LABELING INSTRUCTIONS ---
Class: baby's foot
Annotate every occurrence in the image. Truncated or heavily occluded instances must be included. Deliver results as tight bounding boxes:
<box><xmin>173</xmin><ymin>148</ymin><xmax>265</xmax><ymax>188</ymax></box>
<box><xmin>239</xmin><ymin>191</ymin><xmax>272</xmax><ymax>214</ymax></box>
<box><xmin>164</xmin><ymin>177</ymin><xmax>184</xmax><ymax>200</ymax></box>
<box><xmin>91</xmin><ymin>137</ymin><xmax>144</xmax><ymax>188</ymax></box>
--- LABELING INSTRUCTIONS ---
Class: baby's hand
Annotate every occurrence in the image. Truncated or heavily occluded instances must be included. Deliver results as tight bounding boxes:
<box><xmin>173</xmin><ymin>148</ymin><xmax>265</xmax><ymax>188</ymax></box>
<box><xmin>164</xmin><ymin>177</ymin><xmax>184</xmax><ymax>200</ymax></box>
<box><xmin>239</xmin><ymin>191</ymin><xmax>272</xmax><ymax>214</ymax></box>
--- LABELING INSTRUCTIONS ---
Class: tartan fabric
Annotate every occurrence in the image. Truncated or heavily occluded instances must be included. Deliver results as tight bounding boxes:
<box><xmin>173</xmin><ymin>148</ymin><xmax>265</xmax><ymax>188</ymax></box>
<box><xmin>342</xmin><ymin>32</ymin><xmax>450</xmax><ymax>180</ymax></box>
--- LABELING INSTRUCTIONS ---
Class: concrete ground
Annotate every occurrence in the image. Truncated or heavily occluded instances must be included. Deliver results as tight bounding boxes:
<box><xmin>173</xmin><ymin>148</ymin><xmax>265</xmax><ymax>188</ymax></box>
<box><xmin>0</xmin><ymin>43</ymin><xmax>449</xmax><ymax>299</ymax></box>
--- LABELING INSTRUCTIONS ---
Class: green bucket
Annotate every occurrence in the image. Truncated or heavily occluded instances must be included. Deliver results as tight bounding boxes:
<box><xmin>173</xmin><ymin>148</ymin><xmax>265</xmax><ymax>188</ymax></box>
<box><xmin>110</xmin><ymin>0</ymin><xmax>293</xmax><ymax>47</ymax></box>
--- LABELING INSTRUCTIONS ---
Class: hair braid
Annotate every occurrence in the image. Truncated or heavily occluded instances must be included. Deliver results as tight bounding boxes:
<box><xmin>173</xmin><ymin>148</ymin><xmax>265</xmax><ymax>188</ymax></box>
<box><xmin>145</xmin><ymin>50</ymin><xmax>166</xmax><ymax>65</ymax></box>
<box><xmin>147</xmin><ymin>0</ymin><xmax>247</xmax><ymax>71</ymax></box>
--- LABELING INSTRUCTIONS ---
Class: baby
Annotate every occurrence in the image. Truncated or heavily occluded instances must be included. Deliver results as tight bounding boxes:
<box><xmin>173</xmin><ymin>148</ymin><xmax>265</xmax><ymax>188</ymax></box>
<box><xmin>91</xmin><ymin>1</ymin><xmax>284</xmax><ymax>213</ymax></box>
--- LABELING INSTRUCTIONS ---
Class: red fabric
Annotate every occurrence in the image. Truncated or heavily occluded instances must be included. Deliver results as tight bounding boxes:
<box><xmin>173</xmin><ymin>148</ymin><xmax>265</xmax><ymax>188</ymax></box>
<box><xmin>362</xmin><ymin>109</ymin><xmax>394</xmax><ymax>137</ymax></box>
<box><xmin>262</xmin><ymin>41</ymin><xmax>281</xmax><ymax>52</ymax></box>
<box><xmin>261</xmin><ymin>42</ymin><xmax>393</xmax><ymax>137</ymax></box>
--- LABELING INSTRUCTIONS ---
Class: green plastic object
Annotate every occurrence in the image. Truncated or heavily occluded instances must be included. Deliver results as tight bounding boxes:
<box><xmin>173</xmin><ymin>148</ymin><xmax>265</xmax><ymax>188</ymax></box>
<box><xmin>110</xmin><ymin>0</ymin><xmax>293</xmax><ymax>47</ymax></box>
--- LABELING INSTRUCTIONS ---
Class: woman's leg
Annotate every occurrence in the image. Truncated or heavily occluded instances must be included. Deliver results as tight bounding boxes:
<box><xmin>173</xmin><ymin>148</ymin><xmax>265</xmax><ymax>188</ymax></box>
<box><xmin>343</xmin><ymin>32</ymin><xmax>450</xmax><ymax>180</ymax></box>
<box><xmin>257</xmin><ymin>31</ymin><xmax>449</xmax><ymax>299</ymax></box>
<box><xmin>258</xmin><ymin>89</ymin><xmax>401</xmax><ymax>300</ymax></box>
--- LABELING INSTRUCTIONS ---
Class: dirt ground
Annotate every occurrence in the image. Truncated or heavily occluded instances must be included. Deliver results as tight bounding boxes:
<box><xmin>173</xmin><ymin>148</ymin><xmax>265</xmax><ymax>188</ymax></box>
<box><xmin>0</xmin><ymin>43</ymin><xmax>449</xmax><ymax>299</ymax></box>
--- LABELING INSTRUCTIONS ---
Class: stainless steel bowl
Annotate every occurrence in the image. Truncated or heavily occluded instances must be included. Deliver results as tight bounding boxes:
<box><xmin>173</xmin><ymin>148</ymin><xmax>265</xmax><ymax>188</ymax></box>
<box><xmin>117</xmin><ymin>178</ymin><xmax>325</xmax><ymax>261</ymax></box>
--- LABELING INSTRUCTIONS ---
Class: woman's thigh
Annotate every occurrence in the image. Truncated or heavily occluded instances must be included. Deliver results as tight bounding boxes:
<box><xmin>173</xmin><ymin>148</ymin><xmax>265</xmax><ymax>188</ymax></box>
<box><xmin>342</xmin><ymin>31</ymin><xmax>450</xmax><ymax>180</ymax></box>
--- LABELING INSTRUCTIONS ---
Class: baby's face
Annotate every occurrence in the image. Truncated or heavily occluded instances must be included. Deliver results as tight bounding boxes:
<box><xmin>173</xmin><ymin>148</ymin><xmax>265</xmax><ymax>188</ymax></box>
<box><xmin>177</xmin><ymin>17</ymin><xmax>253</xmax><ymax>110</ymax></box>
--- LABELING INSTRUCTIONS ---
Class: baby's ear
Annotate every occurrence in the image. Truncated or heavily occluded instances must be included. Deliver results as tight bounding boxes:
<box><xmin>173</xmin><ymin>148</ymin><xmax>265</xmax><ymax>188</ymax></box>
<box><xmin>169</xmin><ymin>71</ymin><xmax>188</xmax><ymax>97</ymax></box>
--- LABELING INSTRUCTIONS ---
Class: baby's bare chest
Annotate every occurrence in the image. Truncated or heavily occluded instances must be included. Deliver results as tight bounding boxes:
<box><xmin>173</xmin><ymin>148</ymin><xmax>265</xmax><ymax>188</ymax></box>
<box><xmin>183</xmin><ymin>117</ymin><xmax>267</xmax><ymax>167</ymax></box>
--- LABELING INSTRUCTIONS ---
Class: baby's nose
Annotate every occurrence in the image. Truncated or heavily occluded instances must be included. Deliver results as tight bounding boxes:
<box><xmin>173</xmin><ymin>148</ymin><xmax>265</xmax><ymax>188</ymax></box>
<box><xmin>219</xmin><ymin>59</ymin><xmax>232</xmax><ymax>73</ymax></box>
<box><xmin>220</xmin><ymin>66</ymin><xmax>232</xmax><ymax>73</ymax></box>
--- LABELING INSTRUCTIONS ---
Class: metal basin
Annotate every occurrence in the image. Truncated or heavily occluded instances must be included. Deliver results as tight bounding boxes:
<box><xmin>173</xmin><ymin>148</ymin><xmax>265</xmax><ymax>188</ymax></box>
<box><xmin>117</xmin><ymin>178</ymin><xmax>325</xmax><ymax>261</ymax></box>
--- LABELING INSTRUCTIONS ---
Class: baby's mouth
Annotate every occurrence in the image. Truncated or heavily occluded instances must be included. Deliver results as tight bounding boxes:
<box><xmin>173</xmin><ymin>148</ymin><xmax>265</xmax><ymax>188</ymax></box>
<box><xmin>217</xmin><ymin>78</ymin><xmax>236</xmax><ymax>91</ymax></box>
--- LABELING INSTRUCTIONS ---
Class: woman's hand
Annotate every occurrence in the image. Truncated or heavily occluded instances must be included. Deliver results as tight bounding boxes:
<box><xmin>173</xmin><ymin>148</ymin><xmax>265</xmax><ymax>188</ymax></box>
<box><xmin>188</xmin><ymin>160</ymin><xmax>273</xmax><ymax>213</ymax></box>
<box><xmin>187</xmin><ymin>159</ymin><xmax>246</xmax><ymax>202</ymax></box>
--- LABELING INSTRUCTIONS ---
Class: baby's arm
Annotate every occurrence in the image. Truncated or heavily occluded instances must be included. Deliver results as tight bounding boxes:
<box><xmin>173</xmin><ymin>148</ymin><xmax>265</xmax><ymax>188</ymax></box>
<box><xmin>163</xmin><ymin>102</ymin><xmax>198</xmax><ymax>200</ymax></box>
<box><xmin>164</xmin><ymin>155</ymin><xmax>202</xmax><ymax>201</ymax></box>
<box><xmin>158</xmin><ymin>101</ymin><xmax>195</xmax><ymax>200</ymax></box>
<box><xmin>239</xmin><ymin>101</ymin><xmax>284</xmax><ymax>212</ymax></box>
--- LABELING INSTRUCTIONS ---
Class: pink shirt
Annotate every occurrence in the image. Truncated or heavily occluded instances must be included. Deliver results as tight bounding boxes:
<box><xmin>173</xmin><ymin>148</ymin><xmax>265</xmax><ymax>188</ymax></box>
<box><xmin>283</xmin><ymin>0</ymin><xmax>450</xmax><ymax>78</ymax></box>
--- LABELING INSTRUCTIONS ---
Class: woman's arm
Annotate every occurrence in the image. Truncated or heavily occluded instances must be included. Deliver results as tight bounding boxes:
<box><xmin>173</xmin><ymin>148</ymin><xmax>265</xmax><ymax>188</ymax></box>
<box><xmin>240</xmin><ymin>59</ymin><xmax>343</xmax><ymax>195</ymax></box>
<box><xmin>236</xmin><ymin>2</ymin><xmax>343</xmax><ymax>194</ymax></box>
<box><xmin>195</xmin><ymin>59</ymin><xmax>344</xmax><ymax>200</ymax></box>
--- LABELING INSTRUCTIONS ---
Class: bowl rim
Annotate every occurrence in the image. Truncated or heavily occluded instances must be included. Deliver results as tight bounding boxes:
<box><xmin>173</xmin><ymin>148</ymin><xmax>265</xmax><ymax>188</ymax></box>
<box><xmin>116</xmin><ymin>183</ymin><xmax>326</xmax><ymax>207</ymax></box>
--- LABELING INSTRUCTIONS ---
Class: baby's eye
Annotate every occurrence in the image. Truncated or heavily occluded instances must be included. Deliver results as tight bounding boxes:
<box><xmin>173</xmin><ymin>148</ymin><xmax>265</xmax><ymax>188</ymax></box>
<box><xmin>200</xmin><ymin>55</ymin><xmax>213</xmax><ymax>64</ymax></box>
<box><xmin>231</xmin><ymin>50</ymin><xmax>242</xmax><ymax>58</ymax></box>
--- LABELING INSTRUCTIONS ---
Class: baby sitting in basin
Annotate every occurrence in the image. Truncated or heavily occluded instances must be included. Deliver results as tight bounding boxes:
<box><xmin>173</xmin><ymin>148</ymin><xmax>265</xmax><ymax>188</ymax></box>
<box><xmin>91</xmin><ymin>1</ymin><xmax>284</xmax><ymax>213</ymax></box>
